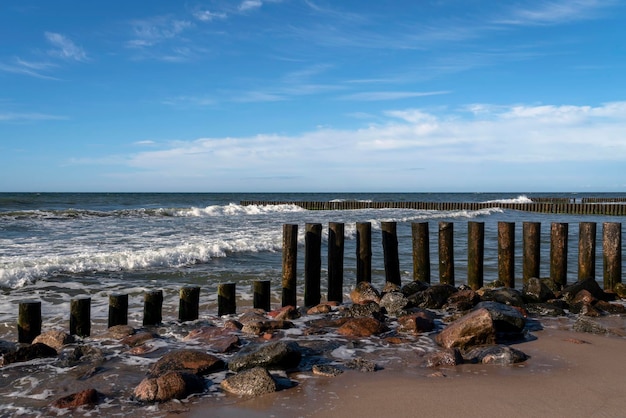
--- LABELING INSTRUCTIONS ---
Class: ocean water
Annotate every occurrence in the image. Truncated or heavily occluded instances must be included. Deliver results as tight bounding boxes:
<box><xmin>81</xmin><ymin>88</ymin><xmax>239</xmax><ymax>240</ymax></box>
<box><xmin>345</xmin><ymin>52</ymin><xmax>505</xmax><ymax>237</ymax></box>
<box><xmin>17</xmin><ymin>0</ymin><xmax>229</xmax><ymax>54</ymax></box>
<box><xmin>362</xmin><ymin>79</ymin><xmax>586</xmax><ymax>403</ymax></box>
<box><xmin>1</xmin><ymin>192</ymin><xmax>624</xmax><ymax>331</ymax></box>
<box><xmin>0</xmin><ymin>192</ymin><xmax>624</xmax><ymax>415</ymax></box>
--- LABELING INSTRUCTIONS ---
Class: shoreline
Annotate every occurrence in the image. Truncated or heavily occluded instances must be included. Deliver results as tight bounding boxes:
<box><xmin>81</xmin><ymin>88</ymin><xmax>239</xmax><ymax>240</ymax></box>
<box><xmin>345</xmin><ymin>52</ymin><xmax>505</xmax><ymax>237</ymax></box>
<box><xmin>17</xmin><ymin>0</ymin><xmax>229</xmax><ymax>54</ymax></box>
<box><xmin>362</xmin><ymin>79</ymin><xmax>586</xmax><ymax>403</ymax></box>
<box><xmin>178</xmin><ymin>325</ymin><xmax>626</xmax><ymax>418</ymax></box>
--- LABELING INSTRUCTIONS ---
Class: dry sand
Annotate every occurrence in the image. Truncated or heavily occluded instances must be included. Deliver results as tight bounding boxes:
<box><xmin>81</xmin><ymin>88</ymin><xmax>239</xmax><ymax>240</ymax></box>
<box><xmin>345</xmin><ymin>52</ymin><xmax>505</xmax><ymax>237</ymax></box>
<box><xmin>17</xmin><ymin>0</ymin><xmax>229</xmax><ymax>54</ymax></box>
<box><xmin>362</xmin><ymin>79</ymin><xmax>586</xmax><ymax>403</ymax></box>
<box><xmin>174</xmin><ymin>323</ymin><xmax>626</xmax><ymax>418</ymax></box>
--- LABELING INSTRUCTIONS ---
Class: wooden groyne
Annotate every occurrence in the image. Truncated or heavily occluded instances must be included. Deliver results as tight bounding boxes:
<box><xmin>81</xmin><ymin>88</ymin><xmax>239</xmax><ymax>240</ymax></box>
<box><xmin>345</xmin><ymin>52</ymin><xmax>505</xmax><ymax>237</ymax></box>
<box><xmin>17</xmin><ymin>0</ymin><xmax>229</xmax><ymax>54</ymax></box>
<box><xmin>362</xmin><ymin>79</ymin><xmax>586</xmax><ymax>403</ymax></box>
<box><xmin>240</xmin><ymin>199</ymin><xmax>626</xmax><ymax>215</ymax></box>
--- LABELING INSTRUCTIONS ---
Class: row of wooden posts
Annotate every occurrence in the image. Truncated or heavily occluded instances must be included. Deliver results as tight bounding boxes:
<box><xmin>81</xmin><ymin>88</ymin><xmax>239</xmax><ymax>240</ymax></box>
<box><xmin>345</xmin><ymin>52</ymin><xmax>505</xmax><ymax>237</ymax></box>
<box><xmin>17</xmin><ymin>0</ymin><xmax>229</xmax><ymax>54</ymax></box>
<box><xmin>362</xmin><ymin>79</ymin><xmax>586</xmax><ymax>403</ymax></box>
<box><xmin>240</xmin><ymin>200</ymin><xmax>626</xmax><ymax>216</ymax></box>
<box><xmin>16</xmin><ymin>220</ymin><xmax>623</xmax><ymax>344</ymax></box>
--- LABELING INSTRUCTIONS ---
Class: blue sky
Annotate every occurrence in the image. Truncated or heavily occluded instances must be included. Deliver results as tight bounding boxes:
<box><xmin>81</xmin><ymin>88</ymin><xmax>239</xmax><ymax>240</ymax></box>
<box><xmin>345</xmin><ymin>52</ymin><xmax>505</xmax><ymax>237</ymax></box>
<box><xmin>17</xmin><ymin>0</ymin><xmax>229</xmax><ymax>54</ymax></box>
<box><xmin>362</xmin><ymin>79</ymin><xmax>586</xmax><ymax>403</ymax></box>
<box><xmin>1</xmin><ymin>0</ymin><xmax>625</xmax><ymax>192</ymax></box>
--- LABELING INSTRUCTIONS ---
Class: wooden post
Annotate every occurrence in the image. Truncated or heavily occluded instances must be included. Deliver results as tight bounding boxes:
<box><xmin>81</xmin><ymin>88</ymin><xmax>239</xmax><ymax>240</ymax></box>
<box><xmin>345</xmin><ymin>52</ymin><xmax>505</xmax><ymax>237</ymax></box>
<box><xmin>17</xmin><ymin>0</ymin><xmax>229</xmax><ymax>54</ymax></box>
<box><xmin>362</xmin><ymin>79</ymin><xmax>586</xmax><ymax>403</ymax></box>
<box><xmin>603</xmin><ymin>222</ymin><xmax>622</xmax><ymax>291</ymax></box>
<box><xmin>467</xmin><ymin>221</ymin><xmax>484</xmax><ymax>290</ymax></box>
<box><xmin>282</xmin><ymin>224</ymin><xmax>298</xmax><ymax>307</ymax></box>
<box><xmin>178</xmin><ymin>285</ymin><xmax>200</xmax><ymax>322</ymax></box>
<box><xmin>304</xmin><ymin>223</ymin><xmax>322</xmax><ymax>307</ymax></box>
<box><xmin>381</xmin><ymin>221</ymin><xmax>401</xmax><ymax>286</ymax></box>
<box><xmin>253</xmin><ymin>280</ymin><xmax>271</xmax><ymax>311</ymax></box>
<box><xmin>412</xmin><ymin>222</ymin><xmax>430</xmax><ymax>283</ymax></box>
<box><xmin>356</xmin><ymin>222</ymin><xmax>372</xmax><ymax>283</ymax></box>
<box><xmin>578</xmin><ymin>222</ymin><xmax>596</xmax><ymax>281</ymax></box>
<box><xmin>523</xmin><ymin>222</ymin><xmax>541</xmax><ymax>284</ymax></box>
<box><xmin>143</xmin><ymin>290</ymin><xmax>163</xmax><ymax>326</ymax></box>
<box><xmin>498</xmin><ymin>222</ymin><xmax>515</xmax><ymax>288</ymax></box>
<box><xmin>438</xmin><ymin>222</ymin><xmax>454</xmax><ymax>285</ymax></box>
<box><xmin>328</xmin><ymin>222</ymin><xmax>345</xmax><ymax>303</ymax></box>
<box><xmin>70</xmin><ymin>296</ymin><xmax>91</xmax><ymax>337</ymax></box>
<box><xmin>108</xmin><ymin>293</ymin><xmax>128</xmax><ymax>328</ymax></box>
<box><xmin>550</xmin><ymin>223</ymin><xmax>569</xmax><ymax>289</ymax></box>
<box><xmin>218</xmin><ymin>283</ymin><xmax>237</xmax><ymax>316</ymax></box>
<box><xmin>18</xmin><ymin>300</ymin><xmax>41</xmax><ymax>343</ymax></box>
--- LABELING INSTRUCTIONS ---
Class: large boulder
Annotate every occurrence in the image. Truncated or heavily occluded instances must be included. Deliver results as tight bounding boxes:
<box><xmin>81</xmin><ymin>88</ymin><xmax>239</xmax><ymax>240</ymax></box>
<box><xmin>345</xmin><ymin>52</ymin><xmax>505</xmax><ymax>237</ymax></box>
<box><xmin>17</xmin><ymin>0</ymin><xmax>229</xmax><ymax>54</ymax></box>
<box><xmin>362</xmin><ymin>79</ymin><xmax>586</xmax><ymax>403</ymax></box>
<box><xmin>134</xmin><ymin>371</ymin><xmax>204</xmax><ymax>402</ymax></box>
<box><xmin>561</xmin><ymin>278</ymin><xmax>612</xmax><ymax>302</ymax></box>
<box><xmin>463</xmin><ymin>345</ymin><xmax>529</xmax><ymax>365</ymax></box>
<box><xmin>32</xmin><ymin>330</ymin><xmax>73</xmax><ymax>352</ymax></box>
<box><xmin>51</xmin><ymin>388</ymin><xmax>99</xmax><ymax>409</ymax></box>
<box><xmin>1</xmin><ymin>343</ymin><xmax>57</xmax><ymax>366</ymax></box>
<box><xmin>424</xmin><ymin>348</ymin><xmax>464</xmax><ymax>367</ymax></box>
<box><xmin>345</xmin><ymin>301</ymin><xmax>383</xmax><ymax>320</ymax></box>
<box><xmin>408</xmin><ymin>284</ymin><xmax>457</xmax><ymax>309</ymax></box>
<box><xmin>221</xmin><ymin>367</ymin><xmax>278</xmax><ymax>397</ymax></box>
<box><xmin>478</xmin><ymin>287</ymin><xmax>525</xmax><ymax>307</ymax></box>
<box><xmin>473</xmin><ymin>301</ymin><xmax>526</xmax><ymax>335</ymax></box>
<box><xmin>350</xmin><ymin>282</ymin><xmax>381</xmax><ymax>304</ymax></box>
<box><xmin>380</xmin><ymin>291</ymin><xmax>409</xmax><ymax>316</ymax></box>
<box><xmin>183</xmin><ymin>327</ymin><xmax>240</xmax><ymax>353</ymax></box>
<box><xmin>522</xmin><ymin>277</ymin><xmax>556</xmax><ymax>303</ymax></box>
<box><xmin>149</xmin><ymin>349</ymin><xmax>225</xmax><ymax>377</ymax></box>
<box><xmin>435</xmin><ymin>308</ymin><xmax>496</xmax><ymax>350</ymax></box>
<box><xmin>228</xmin><ymin>341</ymin><xmax>302</xmax><ymax>372</ymax></box>
<box><xmin>397</xmin><ymin>311</ymin><xmax>436</xmax><ymax>333</ymax></box>
<box><xmin>444</xmin><ymin>289</ymin><xmax>480</xmax><ymax>312</ymax></box>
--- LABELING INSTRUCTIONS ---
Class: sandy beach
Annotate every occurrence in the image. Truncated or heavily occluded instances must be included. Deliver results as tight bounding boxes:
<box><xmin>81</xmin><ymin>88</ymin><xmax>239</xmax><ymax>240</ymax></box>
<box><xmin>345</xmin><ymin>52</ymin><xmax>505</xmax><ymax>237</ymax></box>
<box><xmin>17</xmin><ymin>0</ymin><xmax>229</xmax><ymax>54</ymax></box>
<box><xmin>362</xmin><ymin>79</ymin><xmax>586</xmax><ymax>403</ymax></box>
<box><xmin>179</xmin><ymin>323</ymin><xmax>626</xmax><ymax>418</ymax></box>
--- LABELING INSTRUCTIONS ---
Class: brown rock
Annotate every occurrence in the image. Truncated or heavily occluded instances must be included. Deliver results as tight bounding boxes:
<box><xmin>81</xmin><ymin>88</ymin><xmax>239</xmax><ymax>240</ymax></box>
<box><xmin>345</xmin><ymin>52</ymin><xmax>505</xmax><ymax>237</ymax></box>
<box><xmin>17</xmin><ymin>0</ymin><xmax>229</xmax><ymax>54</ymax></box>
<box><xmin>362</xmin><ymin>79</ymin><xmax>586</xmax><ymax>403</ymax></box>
<box><xmin>221</xmin><ymin>367</ymin><xmax>278</xmax><ymax>397</ymax></box>
<box><xmin>435</xmin><ymin>308</ymin><xmax>496</xmax><ymax>350</ymax></box>
<box><xmin>149</xmin><ymin>349</ymin><xmax>225</xmax><ymax>377</ymax></box>
<box><xmin>1</xmin><ymin>343</ymin><xmax>57</xmax><ymax>366</ymax></box>
<box><xmin>121</xmin><ymin>331</ymin><xmax>156</xmax><ymax>347</ymax></box>
<box><xmin>32</xmin><ymin>330</ymin><xmax>73</xmax><ymax>352</ymax></box>
<box><xmin>445</xmin><ymin>289</ymin><xmax>480</xmax><ymax>312</ymax></box>
<box><xmin>268</xmin><ymin>305</ymin><xmax>300</xmax><ymax>320</ymax></box>
<box><xmin>350</xmin><ymin>281</ymin><xmax>381</xmax><ymax>304</ymax></box>
<box><xmin>241</xmin><ymin>320</ymin><xmax>294</xmax><ymax>335</ymax></box>
<box><xmin>424</xmin><ymin>348</ymin><xmax>464</xmax><ymax>367</ymax></box>
<box><xmin>134</xmin><ymin>371</ymin><xmax>204</xmax><ymax>402</ymax></box>
<box><xmin>51</xmin><ymin>388</ymin><xmax>98</xmax><ymax>409</ymax></box>
<box><xmin>337</xmin><ymin>317</ymin><xmax>388</xmax><ymax>337</ymax></box>
<box><xmin>307</xmin><ymin>304</ymin><xmax>333</xmax><ymax>315</ymax></box>
<box><xmin>104</xmin><ymin>325</ymin><xmax>135</xmax><ymax>339</ymax></box>
<box><xmin>183</xmin><ymin>327</ymin><xmax>240</xmax><ymax>353</ymax></box>
<box><xmin>397</xmin><ymin>311</ymin><xmax>435</xmax><ymax>333</ymax></box>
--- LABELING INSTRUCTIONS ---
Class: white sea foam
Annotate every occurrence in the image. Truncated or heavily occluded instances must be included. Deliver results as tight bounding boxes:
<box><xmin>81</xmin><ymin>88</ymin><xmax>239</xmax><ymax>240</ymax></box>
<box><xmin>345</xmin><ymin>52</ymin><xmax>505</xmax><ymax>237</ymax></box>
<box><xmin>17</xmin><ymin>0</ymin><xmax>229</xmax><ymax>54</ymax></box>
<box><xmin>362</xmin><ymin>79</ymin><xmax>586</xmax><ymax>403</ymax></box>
<box><xmin>482</xmin><ymin>194</ymin><xmax>533</xmax><ymax>204</ymax></box>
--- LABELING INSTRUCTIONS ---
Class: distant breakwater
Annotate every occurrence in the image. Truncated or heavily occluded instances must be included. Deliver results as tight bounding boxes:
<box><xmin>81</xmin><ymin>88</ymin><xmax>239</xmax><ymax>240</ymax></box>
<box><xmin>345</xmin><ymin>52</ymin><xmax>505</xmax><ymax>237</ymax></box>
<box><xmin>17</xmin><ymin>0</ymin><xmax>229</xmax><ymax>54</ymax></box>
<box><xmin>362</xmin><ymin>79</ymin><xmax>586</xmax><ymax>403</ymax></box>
<box><xmin>241</xmin><ymin>197</ymin><xmax>626</xmax><ymax>215</ymax></box>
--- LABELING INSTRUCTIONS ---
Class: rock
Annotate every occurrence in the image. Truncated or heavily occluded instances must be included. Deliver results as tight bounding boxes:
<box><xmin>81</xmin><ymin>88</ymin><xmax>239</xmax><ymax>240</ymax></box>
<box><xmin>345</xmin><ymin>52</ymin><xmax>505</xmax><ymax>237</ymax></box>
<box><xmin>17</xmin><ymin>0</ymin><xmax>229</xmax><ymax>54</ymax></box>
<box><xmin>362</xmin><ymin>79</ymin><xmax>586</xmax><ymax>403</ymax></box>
<box><xmin>1</xmin><ymin>343</ymin><xmax>57</xmax><ymax>366</ymax></box>
<box><xmin>134</xmin><ymin>371</ymin><xmax>205</xmax><ymax>402</ymax></box>
<box><xmin>379</xmin><ymin>291</ymin><xmax>409</xmax><ymax>316</ymax></box>
<box><xmin>121</xmin><ymin>331</ymin><xmax>157</xmax><ymax>348</ymax></box>
<box><xmin>149</xmin><ymin>349</ymin><xmax>225</xmax><ymax>377</ymax></box>
<box><xmin>184</xmin><ymin>327</ymin><xmax>240</xmax><ymax>353</ymax></box>
<box><xmin>381</xmin><ymin>282</ymin><xmax>401</xmax><ymax>294</ymax></box>
<box><xmin>613</xmin><ymin>283</ymin><xmax>626</xmax><ymax>299</ymax></box>
<box><xmin>268</xmin><ymin>305</ymin><xmax>300</xmax><ymax>320</ymax></box>
<box><xmin>561</xmin><ymin>278</ymin><xmax>612</xmax><ymax>302</ymax></box>
<box><xmin>463</xmin><ymin>345</ymin><xmax>529</xmax><ymax>365</ymax></box>
<box><xmin>337</xmin><ymin>317</ymin><xmax>388</xmax><ymax>337</ymax></box>
<box><xmin>221</xmin><ymin>367</ymin><xmax>278</xmax><ymax>397</ymax></box>
<box><xmin>307</xmin><ymin>304</ymin><xmax>333</xmax><ymax>315</ymax></box>
<box><xmin>523</xmin><ymin>277</ymin><xmax>556</xmax><ymax>303</ymax></box>
<box><xmin>346</xmin><ymin>301</ymin><xmax>383</xmax><ymax>320</ymax></box>
<box><xmin>228</xmin><ymin>341</ymin><xmax>302</xmax><ymax>372</ymax></box>
<box><xmin>241</xmin><ymin>320</ymin><xmax>294</xmax><ymax>335</ymax></box>
<box><xmin>595</xmin><ymin>300</ymin><xmax>626</xmax><ymax>314</ymax></box>
<box><xmin>32</xmin><ymin>330</ymin><xmax>73</xmax><ymax>352</ymax></box>
<box><xmin>474</xmin><ymin>301</ymin><xmax>526</xmax><ymax>335</ymax></box>
<box><xmin>424</xmin><ymin>348</ymin><xmax>464</xmax><ymax>367</ymax></box>
<box><xmin>104</xmin><ymin>325</ymin><xmax>135</xmax><ymax>339</ymax></box>
<box><xmin>444</xmin><ymin>289</ymin><xmax>480</xmax><ymax>312</ymax></box>
<box><xmin>435</xmin><ymin>308</ymin><xmax>496</xmax><ymax>350</ymax></box>
<box><xmin>400</xmin><ymin>280</ymin><xmax>429</xmax><ymax>297</ymax></box>
<box><xmin>344</xmin><ymin>357</ymin><xmax>377</xmax><ymax>372</ymax></box>
<box><xmin>51</xmin><ymin>388</ymin><xmax>99</xmax><ymax>409</ymax></box>
<box><xmin>478</xmin><ymin>288</ymin><xmax>525</xmax><ymax>307</ymax></box>
<box><xmin>407</xmin><ymin>284</ymin><xmax>457</xmax><ymax>309</ymax></box>
<box><xmin>238</xmin><ymin>310</ymin><xmax>268</xmax><ymax>324</ymax></box>
<box><xmin>312</xmin><ymin>364</ymin><xmax>344</xmax><ymax>377</ymax></box>
<box><xmin>0</xmin><ymin>340</ymin><xmax>17</xmax><ymax>356</ymax></box>
<box><xmin>350</xmin><ymin>282</ymin><xmax>381</xmax><ymax>304</ymax></box>
<box><xmin>397</xmin><ymin>311</ymin><xmax>436</xmax><ymax>333</ymax></box>
<box><xmin>525</xmin><ymin>303</ymin><xmax>567</xmax><ymax>317</ymax></box>
<box><xmin>573</xmin><ymin>317</ymin><xmax>608</xmax><ymax>335</ymax></box>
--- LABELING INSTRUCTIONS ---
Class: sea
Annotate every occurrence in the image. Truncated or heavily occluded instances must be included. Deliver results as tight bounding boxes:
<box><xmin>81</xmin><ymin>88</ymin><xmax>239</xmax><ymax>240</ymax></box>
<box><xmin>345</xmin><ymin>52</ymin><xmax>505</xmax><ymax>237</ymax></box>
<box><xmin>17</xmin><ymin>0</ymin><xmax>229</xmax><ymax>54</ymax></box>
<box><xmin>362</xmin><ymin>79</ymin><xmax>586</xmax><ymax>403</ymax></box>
<box><xmin>0</xmin><ymin>192</ymin><xmax>624</xmax><ymax>416</ymax></box>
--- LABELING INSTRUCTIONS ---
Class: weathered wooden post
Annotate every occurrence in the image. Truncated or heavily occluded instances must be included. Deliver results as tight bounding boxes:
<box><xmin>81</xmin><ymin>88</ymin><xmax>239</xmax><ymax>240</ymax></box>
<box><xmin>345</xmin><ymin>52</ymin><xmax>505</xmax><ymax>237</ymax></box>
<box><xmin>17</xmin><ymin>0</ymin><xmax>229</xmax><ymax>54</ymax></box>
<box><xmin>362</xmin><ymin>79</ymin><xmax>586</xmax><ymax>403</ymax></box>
<box><xmin>70</xmin><ymin>296</ymin><xmax>91</xmax><ymax>337</ymax></box>
<box><xmin>468</xmin><ymin>221</ymin><xmax>484</xmax><ymax>290</ymax></box>
<box><xmin>550</xmin><ymin>223</ymin><xmax>569</xmax><ymax>289</ymax></box>
<box><xmin>108</xmin><ymin>293</ymin><xmax>128</xmax><ymax>328</ymax></box>
<box><xmin>282</xmin><ymin>224</ymin><xmax>298</xmax><ymax>307</ymax></box>
<box><xmin>253</xmin><ymin>280</ymin><xmax>271</xmax><ymax>311</ymax></box>
<box><xmin>438</xmin><ymin>222</ymin><xmax>454</xmax><ymax>285</ymax></box>
<box><xmin>578</xmin><ymin>222</ymin><xmax>596</xmax><ymax>281</ymax></box>
<box><xmin>304</xmin><ymin>223</ymin><xmax>322</xmax><ymax>307</ymax></box>
<box><xmin>328</xmin><ymin>222</ymin><xmax>345</xmax><ymax>303</ymax></box>
<box><xmin>218</xmin><ymin>283</ymin><xmax>237</xmax><ymax>316</ymax></box>
<box><xmin>382</xmin><ymin>221</ymin><xmax>401</xmax><ymax>286</ymax></box>
<box><xmin>143</xmin><ymin>290</ymin><xmax>163</xmax><ymax>326</ymax></box>
<box><xmin>18</xmin><ymin>300</ymin><xmax>41</xmax><ymax>343</ymax></box>
<box><xmin>412</xmin><ymin>222</ymin><xmax>430</xmax><ymax>283</ymax></box>
<box><xmin>523</xmin><ymin>222</ymin><xmax>541</xmax><ymax>284</ymax></box>
<box><xmin>603</xmin><ymin>222</ymin><xmax>622</xmax><ymax>291</ymax></box>
<box><xmin>179</xmin><ymin>285</ymin><xmax>200</xmax><ymax>322</ymax></box>
<box><xmin>356</xmin><ymin>222</ymin><xmax>372</xmax><ymax>283</ymax></box>
<box><xmin>498</xmin><ymin>222</ymin><xmax>515</xmax><ymax>288</ymax></box>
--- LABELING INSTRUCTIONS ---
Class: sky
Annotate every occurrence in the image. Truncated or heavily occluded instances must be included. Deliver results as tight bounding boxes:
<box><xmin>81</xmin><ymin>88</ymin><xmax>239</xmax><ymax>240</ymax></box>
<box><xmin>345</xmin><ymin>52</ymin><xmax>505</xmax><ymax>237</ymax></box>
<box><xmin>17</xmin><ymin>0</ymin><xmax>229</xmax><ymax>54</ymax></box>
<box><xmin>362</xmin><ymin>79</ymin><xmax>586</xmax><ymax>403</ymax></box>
<box><xmin>1</xmin><ymin>0</ymin><xmax>625</xmax><ymax>193</ymax></box>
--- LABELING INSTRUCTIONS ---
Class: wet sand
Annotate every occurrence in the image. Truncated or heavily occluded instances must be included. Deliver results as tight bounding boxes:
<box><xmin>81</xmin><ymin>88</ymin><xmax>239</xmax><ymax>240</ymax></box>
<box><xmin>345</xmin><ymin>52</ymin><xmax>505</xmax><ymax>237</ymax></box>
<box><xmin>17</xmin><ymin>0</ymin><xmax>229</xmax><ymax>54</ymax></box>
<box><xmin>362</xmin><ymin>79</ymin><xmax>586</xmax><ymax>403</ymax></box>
<box><xmin>179</xmin><ymin>325</ymin><xmax>626</xmax><ymax>418</ymax></box>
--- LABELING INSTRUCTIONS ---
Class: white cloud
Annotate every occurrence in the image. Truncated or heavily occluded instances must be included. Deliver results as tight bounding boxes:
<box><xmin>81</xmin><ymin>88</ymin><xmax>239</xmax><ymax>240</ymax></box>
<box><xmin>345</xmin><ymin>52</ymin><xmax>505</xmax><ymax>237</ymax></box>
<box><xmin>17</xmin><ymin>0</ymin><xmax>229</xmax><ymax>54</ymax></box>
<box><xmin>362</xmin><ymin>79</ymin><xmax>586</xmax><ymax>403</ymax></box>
<box><xmin>496</xmin><ymin>0</ymin><xmax>612</xmax><ymax>26</ymax></box>
<box><xmin>127</xmin><ymin>17</ymin><xmax>193</xmax><ymax>48</ymax></box>
<box><xmin>239</xmin><ymin>0</ymin><xmax>263</xmax><ymax>12</ymax></box>
<box><xmin>193</xmin><ymin>10</ymin><xmax>227</xmax><ymax>22</ymax></box>
<box><xmin>45</xmin><ymin>32</ymin><xmax>87</xmax><ymax>61</ymax></box>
